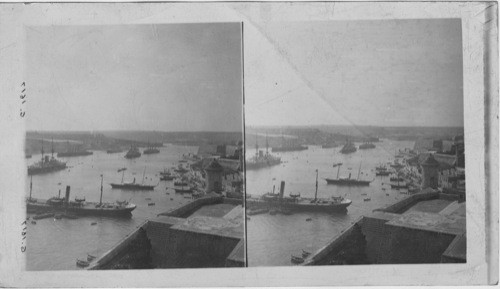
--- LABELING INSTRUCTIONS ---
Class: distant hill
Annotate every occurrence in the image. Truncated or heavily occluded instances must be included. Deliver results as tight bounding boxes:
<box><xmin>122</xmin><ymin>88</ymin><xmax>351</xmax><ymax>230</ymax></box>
<box><xmin>246</xmin><ymin>125</ymin><xmax>464</xmax><ymax>146</ymax></box>
<box><xmin>25</xmin><ymin>130</ymin><xmax>243</xmax><ymax>154</ymax></box>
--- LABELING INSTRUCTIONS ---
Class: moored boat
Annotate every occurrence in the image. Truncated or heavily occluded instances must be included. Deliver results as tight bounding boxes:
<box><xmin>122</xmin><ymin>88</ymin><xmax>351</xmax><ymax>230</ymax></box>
<box><xmin>325</xmin><ymin>163</ymin><xmax>372</xmax><ymax>186</ymax></box>
<box><xmin>247</xmin><ymin>134</ymin><xmax>282</xmax><ymax>170</ymax></box>
<box><xmin>359</xmin><ymin>142</ymin><xmax>376</xmax><ymax>150</ymax></box>
<box><xmin>27</xmin><ymin>176</ymin><xmax>137</xmax><ymax>217</ymax></box>
<box><xmin>302</xmin><ymin>250</ymin><xmax>311</xmax><ymax>258</ymax></box>
<box><xmin>76</xmin><ymin>259</ymin><xmax>90</xmax><ymax>268</ymax></box>
<box><xmin>291</xmin><ymin>255</ymin><xmax>304</xmax><ymax>264</ymax></box>
<box><xmin>340</xmin><ymin>138</ymin><xmax>357</xmax><ymax>154</ymax></box>
<box><xmin>110</xmin><ymin>169</ymin><xmax>156</xmax><ymax>191</ymax></box>
<box><xmin>143</xmin><ymin>147</ymin><xmax>160</xmax><ymax>155</ymax></box>
<box><xmin>174</xmin><ymin>187</ymin><xmax>193</xmax><ymax>193</ymax></box>
<box><xmin>28</xmin><ymin>140</ymin><xmax>67</xmax><ymax>175</ymax></box>
<box><xmin>124</xmin><ymin>146</ymin><xmax>141</xmax><ymax>159</ymax></box>
<box><xmin>247</xmin><ymin>171</ymin><xmax>352</xmax><ymax>213</ymax></box>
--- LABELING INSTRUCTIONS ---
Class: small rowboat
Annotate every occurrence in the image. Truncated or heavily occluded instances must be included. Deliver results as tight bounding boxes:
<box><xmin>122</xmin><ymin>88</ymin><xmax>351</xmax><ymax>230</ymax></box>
<box><xmin>87</xmin><ymin>254</ymin><xmax>96</xmax><ymax>262</ymax></box>
<box><xmin>291</xmin><ymin>255</ymin><xmax>304</xmax><ymax>264</ymax></box>
<box><xmin>302</xmin><ymin>250</ymin><xmax>311</xmax><ymax>258</ymax></box>
<box><xmin>76</xmin><ymin>259</ymin><xmax>90</xmax><ymax>267</ymax></box>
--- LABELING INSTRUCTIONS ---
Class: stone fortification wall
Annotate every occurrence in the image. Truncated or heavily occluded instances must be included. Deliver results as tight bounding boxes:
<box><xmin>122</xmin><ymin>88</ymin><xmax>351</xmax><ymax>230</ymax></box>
<box><xmin>304</xmin><ymin>218</ymin><xmax>368</xmax><ymax>266</ymax></box>
<box><xmin>375</xmin><ymin>225</ymin><xmax>456</xmax><ymax>263</ymax></box>
<box><xmin>159</xmin><ymin>193</ymin><xmax>223</xmax><ymax>218</ymax></box>
<box><xmin>374</xmin><ymin>190</ymin><xmax>439</xmax><ymax>214</ymax></box>
<box><xmin>361</xmin><ymin>216</ymin><xmax>456</xmax><ymax>264</ymax></box>
<box><xmin>89</xmin><ymin>221</ymin><xmax>149</xmax><ymax>270</ymax></box>
<box><xmin>161</xmin><ymin>229</ymin><xmax>241</xmax><ymax>268</ymax></box>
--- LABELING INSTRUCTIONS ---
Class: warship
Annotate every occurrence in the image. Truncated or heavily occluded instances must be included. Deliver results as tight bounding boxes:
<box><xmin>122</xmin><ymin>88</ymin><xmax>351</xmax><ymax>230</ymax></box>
<box><xmin>143</xmin><ymin>142</ymin><xmax>160</xmax><ymax>154</ymax></box>
<box><xmin>57</xmin><ymin>141</ymin><xmax>93</xmax><ymax>157</ymax></box>
<box><xmin>246</xmin><ymin>134</ymin><xmax>282</xmax><ymax>170</ymax></box>
<box><xmin>27</xmin><ymin>140</ymin><xmax>67</xmax><ymax>175</ymax></box>
<box><xmin>358</xmin><ymin>142</ymin><xmax>376</xmax><ymax>149</ymax></box>
<box><xmin>271</xmin><ymin>135</ymin><xmax>307</xmax><ymax>152</ymax></box>
<box><xmin>246</xmin><ymin>171</ymin><xmax>352</xmax><ymax>213</ymax></box>
<box><xmin>339</xmin><ymin>138</ymin><xmax>357</xmax><ymax>154</ymax></box>
<box><xmin>124</xmin><ymin>146</ymin><xmax>141</xmax><ymax>159</ymax></box>
<box><xmin>106</xmin><ymin>148</ymin><xmax>123</xmax><ymax>154</ymax></box>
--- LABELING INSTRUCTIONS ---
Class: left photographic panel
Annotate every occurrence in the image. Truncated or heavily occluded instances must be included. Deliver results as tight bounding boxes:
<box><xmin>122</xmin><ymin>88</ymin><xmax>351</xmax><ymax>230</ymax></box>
<box><xmin>24</xmin><ymin>23</ymin><xmax>245</xmax><ymax>270</ymax></box>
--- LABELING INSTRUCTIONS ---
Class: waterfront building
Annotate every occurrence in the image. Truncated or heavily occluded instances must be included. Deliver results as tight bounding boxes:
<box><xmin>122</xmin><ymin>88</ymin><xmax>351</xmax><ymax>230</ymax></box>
<box><xmin>205</xmin><ymin>159</ymin><xmax>224</xmax><ymax>194</ymax></box>
<box><xmin>421</xmin><ymin>154</ymin><xmax>440</xmax><ymax>189</ymax></box>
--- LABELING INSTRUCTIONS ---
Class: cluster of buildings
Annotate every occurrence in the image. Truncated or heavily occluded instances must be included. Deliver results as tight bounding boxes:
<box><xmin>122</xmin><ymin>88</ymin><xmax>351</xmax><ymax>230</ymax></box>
<box><xmin>303</xmin><ymin>136</ymin><xmax>467</xmax><ymax>265</ymax></box>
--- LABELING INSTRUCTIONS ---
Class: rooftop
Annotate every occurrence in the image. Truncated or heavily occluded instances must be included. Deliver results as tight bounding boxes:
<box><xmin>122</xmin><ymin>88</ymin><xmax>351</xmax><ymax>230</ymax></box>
<box><xmin>171</xmin><ymin>204</ymin><xmax>244</xmax><ymax>239</ymax></box>
<box><xmin>387</xmin><ymin>200</ymin><xmax>466</xmax><ymax>236</ymax></box>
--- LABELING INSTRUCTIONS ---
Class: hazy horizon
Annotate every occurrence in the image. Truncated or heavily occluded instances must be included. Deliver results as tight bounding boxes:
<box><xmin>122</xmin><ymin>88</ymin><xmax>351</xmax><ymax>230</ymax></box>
<box><xmin>26</xmin><ymin>23</ymin><xmax>243</xmax><ymax>132</ymax></box>
<box><xmin>245</xmin><ymin>19</ymin><xmax>464</xmax><ymax>128</ymax></box>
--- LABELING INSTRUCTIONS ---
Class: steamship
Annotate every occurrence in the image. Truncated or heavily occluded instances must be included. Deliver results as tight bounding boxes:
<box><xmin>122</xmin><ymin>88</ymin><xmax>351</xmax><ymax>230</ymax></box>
<box><xmin>110</xmin><ymin>169</ymin><xmax>156</xmax><ymax>190</ymax></box>
<box><xmin>246</xmin><ymin>170</ymin><xmax>352</xmax><ymax>213</ymax></box>
<box><xmin>324</xmin><ymin>162</ymin><xmax>372</xmax><ymax>186</ymax></box>
<box><xmin>26</xmin><ymin>176</ymin><xmax>136</xmax><ymax>217</ymax></box>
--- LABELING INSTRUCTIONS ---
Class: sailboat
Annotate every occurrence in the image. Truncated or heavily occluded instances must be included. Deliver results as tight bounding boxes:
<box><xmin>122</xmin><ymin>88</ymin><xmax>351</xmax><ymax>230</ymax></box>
<box><xmin>324</xmin><ymin>161</ymin><xmax>372</xmax><ymax>186</ymax></box>
<box><xmin>110</xmin><ymin>168</ymin><xmax>157</xmax><ymax>190</ymax></box>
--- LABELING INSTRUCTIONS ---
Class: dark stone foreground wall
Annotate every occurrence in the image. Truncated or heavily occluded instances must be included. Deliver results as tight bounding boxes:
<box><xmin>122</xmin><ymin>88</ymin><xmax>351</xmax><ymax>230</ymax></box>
<box><xmin>361</xmin><ymin>216</ymin><xmax>457</xmax><ymax>264</ymax></box>
<box><xmin>98</xmin><ymin>228</ymin><xmax>155</xmax><ymax>269</ymax></box>
<box><xmin>310</xmin><ymin>223</ymin><xmax>370</xmax><ymax>265</ymax></box>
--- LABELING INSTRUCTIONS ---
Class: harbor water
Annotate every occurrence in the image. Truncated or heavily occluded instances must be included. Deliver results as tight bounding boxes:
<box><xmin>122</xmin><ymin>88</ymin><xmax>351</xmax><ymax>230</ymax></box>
<box><xmin>246</xmin><ymin>139</ymin><xmax>414</xmax><ymax>266</ymax></box>
<box><xmin>25</xmin><ymin>145</ymin><xmax>197</xmax><ymax>271</ymax></box>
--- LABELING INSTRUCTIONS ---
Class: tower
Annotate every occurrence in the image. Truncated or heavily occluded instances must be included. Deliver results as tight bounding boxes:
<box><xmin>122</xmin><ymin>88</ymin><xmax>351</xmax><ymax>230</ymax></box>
<box><xmin>421</xmin><ymin>154</ymin><xmax>440</xmax><ymax>189</ymax></box>
<box><xmin>204</xmin><ymin>159</ymin><xmax>224</xmax><ymax>194</ymax></box>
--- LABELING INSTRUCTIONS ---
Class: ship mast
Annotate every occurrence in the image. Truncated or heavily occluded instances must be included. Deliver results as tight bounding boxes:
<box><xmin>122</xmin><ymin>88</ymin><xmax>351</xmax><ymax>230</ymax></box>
<box><xmin>266</xmin><ymin>133</ymin><xmax>269</xmax><ymax>155</ymax></box>
<box><xmin>357</xmin><ymin>161</ymin><xmax>362</xmax><ymax>180</ymax></box>
<box><xmin>29</xmin><ymin>175</ymin><xmax>33</xmax><ymax>200</ymax></box>
<box><xmin>121</xmin><ymin>170</ymin><xmax>125</xmax><ymax>184</ymax></box>
<box><xmin>255</xmin><ymin>134</ymin><xmax>258</xmax><ymax>157</ymax></box>
<box><xmin>337</xmin><ymin>165</ymin><xmax>341</xmax><ymax>179</ymax></box>
<box><xmin>142</xmin><ymin>167</ymin><xmax>146</xmax><ymax>184</ymax></box>
<box><xmin>40</xmin><ymin>140</ymin><xmax>44</xmax><ymax>161</ymax></box>
<box><xmin>99</xmin><ymin>174</ymin><xmax>103</xmax><ymax>206</ymax></box>
<box><xmin>314</xmin><ymin>169</ymin><xmax>319</xmax><ymax>201</ymax></box>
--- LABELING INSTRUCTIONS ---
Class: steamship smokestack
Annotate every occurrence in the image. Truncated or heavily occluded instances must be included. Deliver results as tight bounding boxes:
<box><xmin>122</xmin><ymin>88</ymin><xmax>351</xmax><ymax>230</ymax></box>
<box><xmin>65</xmin><ymin>186</ymin><xmax>70</xmax><ymax>207</ymax></box>
<box><xmin>279</xmin><ymin>181</ymin><xmax>285</xmax><ymax>199</ymax></box>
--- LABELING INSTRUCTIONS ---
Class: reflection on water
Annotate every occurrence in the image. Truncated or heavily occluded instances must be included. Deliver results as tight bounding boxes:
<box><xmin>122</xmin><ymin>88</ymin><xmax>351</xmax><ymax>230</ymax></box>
<box><xmin>246</xmin><ymin>139</ymin><xmax>414</xmax><ymax>266</ymax></box>
<box><xmin>26</xmin><ymin>145</ymin><xmax>197</xmax><ymax>271</ymax></box>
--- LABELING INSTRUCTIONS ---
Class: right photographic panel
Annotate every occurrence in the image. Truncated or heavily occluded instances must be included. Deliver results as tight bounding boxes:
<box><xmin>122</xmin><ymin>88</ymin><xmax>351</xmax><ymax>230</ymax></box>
<box><xmin>244</xmin><ymin>19</ymin><xmax>465</xmax><ymax>266</ymax></box>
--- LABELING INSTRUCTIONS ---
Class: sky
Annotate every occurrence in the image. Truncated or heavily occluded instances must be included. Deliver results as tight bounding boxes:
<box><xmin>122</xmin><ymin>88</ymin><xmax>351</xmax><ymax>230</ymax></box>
<box><xmin>244</xmin><ymin>19</ymin><xmax>464</xmax><ymax>127</ymax></box>
<box><xmin>26</xmin><ymin>23</ymin><xmax>243</xmax><ymax>132</ymax></box>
